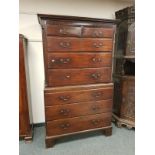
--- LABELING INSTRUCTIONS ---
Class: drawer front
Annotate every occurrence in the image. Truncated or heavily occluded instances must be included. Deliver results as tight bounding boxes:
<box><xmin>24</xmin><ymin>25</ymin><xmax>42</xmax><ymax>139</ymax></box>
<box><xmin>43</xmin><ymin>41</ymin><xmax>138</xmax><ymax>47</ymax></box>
<box><xmin>81</xmin><ymin>38</ymin><xmax>112</xmax><ymax>51</ymax></box>
<box><xmin>47</xmin><ymin>37</ymin><xmax>113</xmax><ymax>52</ymax></box>
<box><xmin>82</xmin><ymin>27</ymin><xmax>114</xmax><ymax>38</ymax></box>
<box><xmin>47</xmin><ymin>37</ymin><xmax>80</xmax><ymax>51</ymax></box>
<box><xmin>46</xmin><ymin>99</ymin><xmax>112</xmax><ymax>121</ymax></box>
<box><xmin>46</xmin><ymin>25</ymin><xmax>81</xmax><ymax>37</ymax></box>
<box><xmin>47</xmin><ymin>67</ymin><xmax>112</xmax><ymax>87</ymax></box>
<box><xmin>46</xmin><ymin>113</ymin><xmax>112</xmax><ymax>136</ymax></box>
<box><xmin>47</xmin><ymin>53</ymin><xmax>112</xmax><ymax>69</ymax></box>
<box><xmin>45</xmin><ymin>86</ymin><xmax>113</xmax><ymax>106</ymax></box>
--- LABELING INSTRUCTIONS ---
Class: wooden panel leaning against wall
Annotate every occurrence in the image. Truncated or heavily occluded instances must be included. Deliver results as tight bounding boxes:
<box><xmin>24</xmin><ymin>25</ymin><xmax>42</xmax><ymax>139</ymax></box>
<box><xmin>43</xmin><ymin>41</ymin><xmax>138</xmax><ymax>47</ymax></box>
<box><xmin>19</xmin><ymin>34</ymin><xmax>33</xmax><ymax>142</ymax></box>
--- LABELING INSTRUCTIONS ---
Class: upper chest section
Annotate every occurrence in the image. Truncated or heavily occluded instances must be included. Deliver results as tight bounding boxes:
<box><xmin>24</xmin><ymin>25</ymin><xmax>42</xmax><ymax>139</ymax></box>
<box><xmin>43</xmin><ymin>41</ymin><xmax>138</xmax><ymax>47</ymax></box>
<box><xmin>38</xmin><ymin>14</ymin><xmax>117</xmax><ymax>39</ymax></box>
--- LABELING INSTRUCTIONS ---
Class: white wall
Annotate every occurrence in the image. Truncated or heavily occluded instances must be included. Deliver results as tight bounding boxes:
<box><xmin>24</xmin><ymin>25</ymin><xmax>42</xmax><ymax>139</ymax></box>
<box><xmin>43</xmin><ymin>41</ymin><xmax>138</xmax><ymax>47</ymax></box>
<box><xmin>19</xmin><ymin>0</ymin><xmax>133</xmax><ymax>123</ymax></box>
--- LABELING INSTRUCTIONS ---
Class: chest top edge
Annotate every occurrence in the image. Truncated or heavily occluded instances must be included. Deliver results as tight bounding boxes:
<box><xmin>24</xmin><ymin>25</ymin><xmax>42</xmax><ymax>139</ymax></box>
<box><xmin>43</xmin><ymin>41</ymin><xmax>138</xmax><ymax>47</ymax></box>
<box><xmin>38</xmin><ymin>14</ymin><xmax>118</xmax><ymax>28</ymax></box>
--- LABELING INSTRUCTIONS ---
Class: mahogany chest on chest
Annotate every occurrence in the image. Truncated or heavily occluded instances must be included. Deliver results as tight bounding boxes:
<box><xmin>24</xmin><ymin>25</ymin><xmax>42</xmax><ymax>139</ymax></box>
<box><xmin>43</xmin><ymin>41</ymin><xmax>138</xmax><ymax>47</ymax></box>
<box><xmin>38</xmin><ymin>14</ymin><xmax>116</xmax><ymax>148</ymax></box>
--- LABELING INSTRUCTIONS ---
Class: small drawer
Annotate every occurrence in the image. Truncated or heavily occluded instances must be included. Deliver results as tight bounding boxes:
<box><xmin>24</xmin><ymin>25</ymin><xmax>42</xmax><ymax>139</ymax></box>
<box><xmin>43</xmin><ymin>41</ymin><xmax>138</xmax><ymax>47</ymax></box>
<box><xmin>47</xmin><ymin>67</ymin><xmax>112</xmax><ymax>87</ymax></box>
<box><xmin>82</xmin><ymin>27</ymin><xmax>114</xmax><ymax>38</ymax></box>
<box><xmin>45</xmin><ymin>99</ymin><xmax>113</xmax><ymax>121</ymax></box>
<box><xmin>44</xmin><ymin>84</ymin><xmax>113</xmax><ymax>106</ymax></box>
<box><xmin>46</xmin><ymin>113</ymin><xmax>112</xmax><ymax>136</ymax></box>
<box><xmin>81</xmin><ymin>38</ymin><xmax>113</xmax><ymax>52</ymax></box>
<box><xmin>46</xmin><ymin>25</ymin><xmax>81</xmax><ymax>37</ymax></box>
<box><xmin>47</xmin><ymin>52</ymin><xmax>112</xmax><ymax>69</ymax></box>
<box><xmin>46</xmin><ymin>37</ymin><xmax>113</xmax><ymax>52</ymax></box>
<box><xmin>47</xmin><ymin>37</ymin><xmax>81</xmax><ymax>52</ymax></box>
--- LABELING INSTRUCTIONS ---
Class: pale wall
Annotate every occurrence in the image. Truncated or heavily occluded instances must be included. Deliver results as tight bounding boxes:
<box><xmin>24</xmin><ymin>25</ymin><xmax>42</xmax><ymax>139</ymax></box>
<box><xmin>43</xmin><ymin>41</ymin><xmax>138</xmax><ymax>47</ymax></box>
<box><xmin>19</xmin><ymin>0</ymin><xmax>133</xmax><ymax>123</ymax></box>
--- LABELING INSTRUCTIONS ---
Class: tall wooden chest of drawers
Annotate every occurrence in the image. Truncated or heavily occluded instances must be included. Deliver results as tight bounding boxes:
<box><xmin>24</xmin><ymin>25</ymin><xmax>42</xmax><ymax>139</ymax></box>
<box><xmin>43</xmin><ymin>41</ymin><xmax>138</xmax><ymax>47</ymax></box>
<box><xmin>38</xmin><ymin>14</ymin><xmax>116</xmax><ymax>148</ymax></box>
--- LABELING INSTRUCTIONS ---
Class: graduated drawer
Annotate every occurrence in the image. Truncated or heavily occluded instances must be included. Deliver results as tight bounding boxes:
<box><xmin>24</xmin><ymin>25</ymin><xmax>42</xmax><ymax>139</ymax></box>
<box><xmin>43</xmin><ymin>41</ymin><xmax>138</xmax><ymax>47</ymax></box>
<box><xmin>47</xmin><ymin>52</ymin><xmax>112</xmax><ymax>69</ymax></box>
<box><xmin>46</xmin><ymin>113</ymin><xmax>112</xmax><ymax>136</ymax></box>
<box><xmin>82</xmin><ymin>27</ymin><xmax>114</xmax><ymax>38</ymax></box>
<box><xmin>45</xmin><ymin>25</ymin><xmax>81</xmax><ymax>37</ymax></box>
<box><xmin>44</xmin><ymin>84</ymin><xmax>113</xmax><ymax>106</ymax></box>
<box><xmin>45</xmin><ymin>99</ymin><xmax>112</xmax><ymax>121</ymax></box>
<box><xmin>47</xmin><ymin>37</ymin><xmax>113</xmax><ymax>52</ymax></box>
<box><xmin>47</xmin><ymin>67</ymin><xmax>112</xmax><ymax>87</ymax></box>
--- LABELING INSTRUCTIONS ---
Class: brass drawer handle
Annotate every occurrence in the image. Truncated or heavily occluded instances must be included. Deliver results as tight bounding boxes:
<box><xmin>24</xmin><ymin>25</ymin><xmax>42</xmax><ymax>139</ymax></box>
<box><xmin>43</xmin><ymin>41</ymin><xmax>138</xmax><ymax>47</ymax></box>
<box><xmin>92</xmin><ymin>92</ymin><xmax>102</xmax><ymax>98</ymax></box>
<box><xmin>51</xmin><ymin>58</ymin><xmax>71</xmax><ymax>64</ymax></box>
<box><xmin>91</xmin><ymin>73</ymin><xmax>101</xmax><ymax>79</ymax></box>
<box><xmin>51</xmin><ymin>59</ymin><xmax>56</xmax><ymax>63</ymax></box>
<box><xmin>92</xmin><ymin>57</ymin><xmax>102</xmax><ymax>62</ymax></box>
<box><xmin>59</xmin><ymin>42</ymin><xmax>71</xmax><ymax>48</ymax></box>
<box><xmin>59</xmin><ymin>28</ymin><xmax>67</xmax><ymax>35</ymax></box>
<box><xmin>59</xmin><ymin>109</ymin><xmax>70</xmax><ymax>115</ymax></box>
<box><xmin>65</xmin><ymin>75</ymin><xmax>71</xmax><ymax>79</ymax></box>
<box><xmin>93</xmin><ymin>31</ymin><xmax>103</xmax><ymax>37</ymax></box>
<box><xmin>92</xmin><ymin>106</ymin><xmax>100</xmax><ymax>111</ymax></box>
<box><xmin>59</xmin><ymin>96</ymin><xmax>70</xmax><ymax>101</ymax></box>
<box><xmin>60</xmin><ymin>123</ymin><xmax>70</xmax><ymax>129</ymax></box>
<box><xmin>91</xmin><ymin>119</ymin><xmax>101</xmax><ymax>125</ymax></box>
<box><xmin>93</xmin><ymin>42</ymin><xmax>103</xmax><ymax>48</ymax></box>
<box><xmin>60</xmin><ymin>58</ymin><xmax>71</xmax><ymax>64</ymax></box>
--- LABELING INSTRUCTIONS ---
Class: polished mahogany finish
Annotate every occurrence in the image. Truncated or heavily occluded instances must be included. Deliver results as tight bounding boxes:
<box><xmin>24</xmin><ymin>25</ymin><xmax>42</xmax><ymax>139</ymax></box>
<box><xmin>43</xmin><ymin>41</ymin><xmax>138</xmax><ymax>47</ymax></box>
<box><xmin>19</xmin><ymin>34</ymin><xmax>33</xmax><ymax>141</ymax></box>
<box><xmin>47</xmin><ymin>67</ymin><xmax>112</xmax><ymax>87</ymax></box>
<box><xmin>46</xmin><ymin>25</ymin><xmax>81</xmax><ymax>37</ymax></box>
<box><xmin>44</xmin><ymin>84</ymin><xmax>113</xmax><ymax>106</ymax></box>
<box><xmin>46</xmin><ymin>24</ymin><xmax>114</xmax><ymax>38</ymax></box>
<box><xmin>47</xmin><ymin>52</ymin><xmax>112</xmax><ymax>69</ymax></box>
<box><xmin>82</xmin><ymin>27</ymin><xmax>114</xmax><ymax>38</ymax></box>
<box><xmin>47</xmin><ymin>37</ymin><xmax>113</xmax><ymax>52</ymax></box>
<box><xmin>38</xmin><ymin>14</ymin><xmax>116</xmax><ymax>148</ymax></box>
<box><xmin>46</xmin><ymin>100</ymin><xmax>113</xmax><ymax>121</ymax></box>
<box><xmin>46</xmin><ymin>113</ymin><xmax>112</xmax><ymax>136</ymax></box>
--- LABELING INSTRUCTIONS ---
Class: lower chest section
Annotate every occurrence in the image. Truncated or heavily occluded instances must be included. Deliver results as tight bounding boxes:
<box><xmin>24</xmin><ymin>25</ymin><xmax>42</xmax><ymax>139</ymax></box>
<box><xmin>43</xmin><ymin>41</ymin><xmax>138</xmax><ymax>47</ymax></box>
<box><xmin>45</xmin><ymin>84</ymin><xmax>113</xmax><ymax>137</ymax></box>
